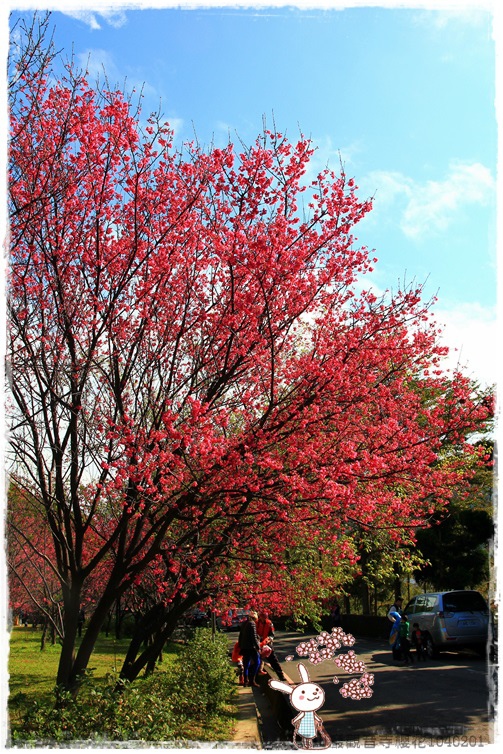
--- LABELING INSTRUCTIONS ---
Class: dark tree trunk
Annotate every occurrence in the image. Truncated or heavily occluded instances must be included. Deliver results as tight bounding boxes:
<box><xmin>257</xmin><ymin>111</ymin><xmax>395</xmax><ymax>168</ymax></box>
<box><xmin>105</xmin><ymin>610</ymin><xmax>112</xmax><ymax>638</ymax></box>
<box><xmin>118</xmin><ymin>596</ymin><xmax>202</xmax><ymax>685</ymax></box>
<box><xmin>394</xmin><ymin>575</ymin><xmax>402</xmax><ymax>602</ymax></box>
<box><xmin>361</xmin><ymin>582</ymin><xmax>370</xmax><ymax>615</ymax></box>
<box><xmin>68</xmin><ymin>582</ymin><xmax>127</xmax><ymax>691</ymax></box>
<box><xmin>40</xmin><ymin>619</ymin><xmax>47</xmax><ymax>651</ymax></box>
<box><xmin>119</xmin><ymin>603</ymin><xmax>166</xmax><ymax>683</ymax></box>
<box><xmin>115</xmin><ymin>597</ymin><xmax>122</xmax><ymax>640</ymax></box>
<box><xmin>56</xmin><ymin>575</ymin><xmax>127</xmax><ymax>694</ymax></box>
<box><xmin>56</xmin><ymin>584</ymin><xmax>82</xmax><ymax>691</ymax></box>
<box><xmin>121</xmin><ymin>615</ymin><xmax>179</xmax><ymax>683</ymax></box>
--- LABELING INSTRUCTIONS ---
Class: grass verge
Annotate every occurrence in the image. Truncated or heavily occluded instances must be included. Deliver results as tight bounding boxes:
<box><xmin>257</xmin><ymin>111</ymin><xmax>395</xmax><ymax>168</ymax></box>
<box><xmin>8</xmin><ymin>626</ymin><xmax>238</xmax><ymax>744</ymax></box>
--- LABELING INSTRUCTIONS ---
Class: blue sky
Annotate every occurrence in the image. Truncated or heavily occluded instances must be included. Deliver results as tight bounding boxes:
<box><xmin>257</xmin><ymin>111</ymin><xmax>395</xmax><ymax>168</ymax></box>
<box><xmin>5</xmin><ymin>0</ymin><xmax>500</xmax><ymax>387</ymax></box>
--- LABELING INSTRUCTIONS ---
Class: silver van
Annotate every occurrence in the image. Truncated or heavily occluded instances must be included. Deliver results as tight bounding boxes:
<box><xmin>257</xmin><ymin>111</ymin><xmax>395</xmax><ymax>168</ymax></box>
<box><xmin>403</xmin><ymin>590</ymin><xmax>489</xmax><ymax>658</ymax></box>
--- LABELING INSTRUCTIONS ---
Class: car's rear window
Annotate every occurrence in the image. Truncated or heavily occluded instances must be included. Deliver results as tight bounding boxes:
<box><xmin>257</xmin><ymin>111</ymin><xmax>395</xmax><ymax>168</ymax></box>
<box><xmin>442</xmin><ymin>592</ymin><xmax>488</xmax><ymax>612</ymax></box>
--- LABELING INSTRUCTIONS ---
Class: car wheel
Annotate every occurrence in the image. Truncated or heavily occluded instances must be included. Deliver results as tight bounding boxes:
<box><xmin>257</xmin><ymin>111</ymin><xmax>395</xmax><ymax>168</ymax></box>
<box><xmin>424</xmin><ymin>634</ymin><xmax>438</xmax><ymax>659</ymax></box>
<box><xmin>474</xmin><ymin>643</ymin><xmax>488</xmax><ymax>658</ymax></box>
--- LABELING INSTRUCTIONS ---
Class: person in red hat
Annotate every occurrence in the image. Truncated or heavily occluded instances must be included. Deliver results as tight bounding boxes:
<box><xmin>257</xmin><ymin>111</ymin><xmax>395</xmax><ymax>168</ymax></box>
<box><xmin>256</xmin><ymin>611</ymin><xmax>286</xmax><ymax>681</ymax></box>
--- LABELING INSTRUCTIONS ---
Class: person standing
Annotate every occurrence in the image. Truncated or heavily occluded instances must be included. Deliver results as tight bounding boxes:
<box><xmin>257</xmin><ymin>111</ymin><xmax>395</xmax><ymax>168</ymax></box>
<box><xmin>411</xmin><ymin>622</ymin><xmax>426</xmax><ymax>661</ymax></box>
<box><xmin>238</xmin><ymin>611</ymin><xmax>261</xmax><ymax>687</ymax></box>
<box><xmin>387</xmin><ymin>596</ymin><xmax>403</xmax><ymax>661</ymax></box>
<box><xmin>256</xmin><ymin>610</ymin><xmax>274</xmax><ymax>643</ymax></box>
<box><xmin>256</xmin><ymin>611</ymin><xmax>286</xmax><ymax>681</ymax></box>
<box><xmin>399</xmin><ymin>614</ymin><xmax>414</xmax><ymax>664</ymax></box>
<box><xmin>387</xmin><ymin>596</ymin><xmax>403</xmax><ymax>623</ymax></box>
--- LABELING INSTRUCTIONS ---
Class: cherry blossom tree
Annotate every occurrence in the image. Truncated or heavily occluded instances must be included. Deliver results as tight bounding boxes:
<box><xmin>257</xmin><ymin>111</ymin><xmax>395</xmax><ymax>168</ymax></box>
<box><xmin>7</xmin><ymin>485</ymin><xmax>63</xmax><ymax>635</ymax></box>
<box><xmin>7</xmin><ymin>14</ymin><xmax>493</xmax><ymax>694</ymax></box>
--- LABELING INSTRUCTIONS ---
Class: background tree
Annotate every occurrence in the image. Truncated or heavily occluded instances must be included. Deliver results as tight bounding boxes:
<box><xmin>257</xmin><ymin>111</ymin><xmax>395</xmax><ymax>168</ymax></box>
<box><xmin>414</xmin><ymin>508</ymin><xmax>493</xmax><ymax>591</ymax></box>
<box><xmin>413</xmin><ymin>440</ymin><xmax>494</xmax><ymax>591</ymax></box>
<box><xmin>341</xmin><ymin>526</ymin><xmax>427</xmax><ymax>615</ymax></box>
<box><xmin>341</xmin><ymin>422</ymin><xmax>494</xmax><ymax>613</ymax></box>
<box><xmin>7</xmin><ymin>484</ymin><xmax>64</xmax><ymax>644</ymax></box>
<box><xmin>7</xmin><ymin>13</ymin><xmax>493</xmax><ymax>695</ymax></box>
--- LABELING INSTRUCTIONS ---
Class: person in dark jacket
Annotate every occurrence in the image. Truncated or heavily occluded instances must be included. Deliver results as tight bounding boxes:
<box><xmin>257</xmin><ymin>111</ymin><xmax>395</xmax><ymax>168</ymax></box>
<box><xmin>238</xmin><ymin>611</ymin><xmax>261</xmax><ymax>687</ymax></box>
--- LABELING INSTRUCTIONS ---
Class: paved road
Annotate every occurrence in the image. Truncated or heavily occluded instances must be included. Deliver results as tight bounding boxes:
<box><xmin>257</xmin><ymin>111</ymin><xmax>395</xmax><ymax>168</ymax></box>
<box><xmin>252</xmin><ymin>630</ymin><xmax>496</xmax><ymax>748</ymax></box>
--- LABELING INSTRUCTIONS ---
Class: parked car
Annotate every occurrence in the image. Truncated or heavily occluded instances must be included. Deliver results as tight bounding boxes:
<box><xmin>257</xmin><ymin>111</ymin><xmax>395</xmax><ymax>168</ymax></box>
<box><xmin>184</xmin><ymin>609</ymin><xmax>209</xmax><ymax>627</ymax></box>
<box><xmin>220</xmin><ymin>608</ymin><xmax>249</xmax><ymax>631</ymax></box>
<box><xmin>403</xmin><ymin>590</ymin><xmax>489</xmax><ymax>658</ymax></box>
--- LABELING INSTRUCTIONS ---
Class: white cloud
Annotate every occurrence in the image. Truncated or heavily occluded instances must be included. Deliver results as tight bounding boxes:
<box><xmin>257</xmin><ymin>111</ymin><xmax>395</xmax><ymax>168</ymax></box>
<box><xmin>346</xmin><ymin>277</ymin><xmax>497</xmax><ymax>388</ymax></box>
<box><xmin>167</xmin><ymin>118</ymin><xmax>184</xmax><ymax>138</ymax></box>
<box><xmin>100</xmin><ymin>11</ymin><xmax>128</xmax><ymax>29</ymax></box>
<box><xmin>75</xmin><ymin>48</ymin><xmax>160</xmax><ymax>106</ymax></box>
<box><xmin>434</xmin><ymin>301</ymin><xmax>498</xmax><ymax>387</ymax></box>
<box><xmin>63</xmin><ymin>10</ymin><xmax>128</xmax><ymax>31</ymax></box>
<box><xmin>362</xmin><ymin>161</ymin><xmax>495</xmax><ymax>240</ymax></box>
<box><xmin>401</xmin><ymin>162</ymin><xmax>495</xmax><ymax>239</ymax></box>
<box><xmin>76</xmin><ymin>48</ymin><xmax>117</xmax><ymax>81</ymax></box>
<box><xmin>362</xmin><ymin>169</ymin><xmax>414</xmax><ymax>208</ymax></box>
<box><xmin>412</xmin><ymin>7</ymin><xmax>491</xmax><ymax>31</ymax></box>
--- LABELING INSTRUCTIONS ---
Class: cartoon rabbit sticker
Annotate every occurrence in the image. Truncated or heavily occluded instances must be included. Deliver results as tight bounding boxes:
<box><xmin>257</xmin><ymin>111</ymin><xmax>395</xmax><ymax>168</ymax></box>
<box><xmin>269</xmin><ymin>663</ymin><xmax>331</xmax><ymax>749</ymax></box>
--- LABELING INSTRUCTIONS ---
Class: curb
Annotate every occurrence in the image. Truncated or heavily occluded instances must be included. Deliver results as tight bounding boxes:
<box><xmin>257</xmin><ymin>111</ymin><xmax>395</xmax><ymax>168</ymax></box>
<box><xmin>255</xmin><ymin>670</ymin><xmax>294</xmax><ymax>738</ymax></box>
<box><xmin>229</xmin><ymin>660</ymin><xmax>295</xmax><ymax>748</ymax></box>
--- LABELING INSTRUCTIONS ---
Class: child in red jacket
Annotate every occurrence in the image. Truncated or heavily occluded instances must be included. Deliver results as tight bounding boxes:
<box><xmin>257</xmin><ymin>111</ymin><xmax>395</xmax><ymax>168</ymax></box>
<box><xmin>411</xmin><ymin>622</ymin><xmax>426</xmax><ymax>661</ymax></box>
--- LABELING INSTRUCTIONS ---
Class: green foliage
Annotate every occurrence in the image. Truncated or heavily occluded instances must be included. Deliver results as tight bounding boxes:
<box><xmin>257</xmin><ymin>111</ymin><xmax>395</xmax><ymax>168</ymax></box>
<box><xmin>338</xmin><ymin>526</ymin><xmax>427</xmax><ymax>615</ymax></box>
<box><xmin>10</xmin><ymin>674</ymin><xmax>176</xmax><ymax>743</ymax></box>
<box><xmin>9</xmin><ymin>628</ymin><xmax>236</xmax><ymax>744</ymax></box>
<box><xmin>414</xmin><ymin>507</ymin><xmax>493</xmax><ymax>591</ymax></box>
<box><xmin>412</xmin><ymin>438</ymin><xmax>494</xmax><ymax>594</ymax></box>
<box><xmin>162</xmin><ymin>628</ymin><xmax>236</xmax><ymax>717</ymax></box>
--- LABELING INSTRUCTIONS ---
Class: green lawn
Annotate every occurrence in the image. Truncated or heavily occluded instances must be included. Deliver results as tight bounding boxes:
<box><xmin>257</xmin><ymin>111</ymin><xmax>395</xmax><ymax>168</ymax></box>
<box><xmin>8</xmin><ymin>626</ymin><xmax>237</xmax><ymax>744</ymax></box>
<box><xmin>9</xmin><ymin>627</ymin><xmax>133</xmax><ymax>701</ymax></box>
<box><xmin>8</xmin><ymin>627</ymin><xmax>145</xmax><ymax>734</ymax></box>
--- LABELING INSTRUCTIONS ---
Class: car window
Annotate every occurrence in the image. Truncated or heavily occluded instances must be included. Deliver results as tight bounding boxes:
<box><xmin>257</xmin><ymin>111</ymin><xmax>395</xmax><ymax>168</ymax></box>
<box><xmin>442</xmin><ymin>592</ymin><xmax>488</xmax><ymax>612</ymax></box>
<box><xmin>424</xmin><ymin>595</ymin><xmax>439</xmax><ymax>610</ymax></box>
<box><xmin>414</xmin><ymin>595</ymin><xmax>427</xmax><ymax>612</ymax></box>
<box><xmin>414</xmin><ymin>595</ymin><xmax>438</xmax><ymax>612</ymax></box>
<box><xmin>404</xmin><ymin>599</ymin><xmax>416</xmax><ymax>615</ymax></box>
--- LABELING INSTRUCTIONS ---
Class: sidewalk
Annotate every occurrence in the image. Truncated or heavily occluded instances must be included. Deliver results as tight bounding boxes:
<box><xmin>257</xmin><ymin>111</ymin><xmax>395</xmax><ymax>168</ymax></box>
<box><xmin>231</xmin><ymin>685</ymin><xmax>262</xmax><ymax>748</ymax></box>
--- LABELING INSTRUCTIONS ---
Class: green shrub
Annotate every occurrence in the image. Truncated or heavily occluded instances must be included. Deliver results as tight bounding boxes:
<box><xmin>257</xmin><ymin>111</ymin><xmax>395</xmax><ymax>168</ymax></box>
<box><xmin>11</xmin><ymin>676</ymin><xmax>177</xmax><ymax>743</ymax></box>
<box><xmin>163</xmin><ymin>627</ymin><xmax>235</xmax><ymax>717</ymax></box>
<box><xmin>10</xmin><ymin>628</ymin><xmax>235</xmax><ymax>743</ymax></box>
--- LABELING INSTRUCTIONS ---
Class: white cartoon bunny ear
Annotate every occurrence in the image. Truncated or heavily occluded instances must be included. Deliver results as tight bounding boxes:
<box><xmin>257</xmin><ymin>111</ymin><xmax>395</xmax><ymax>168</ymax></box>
<box><xmin>269</xmin><ymin>679</ymin><xmax>294</xmax><ymax>694</ymax></box>
<box><xmin>298</xmin><ymin>663</ymin><xmax>310</xmax><ymax>683</ymax></box>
